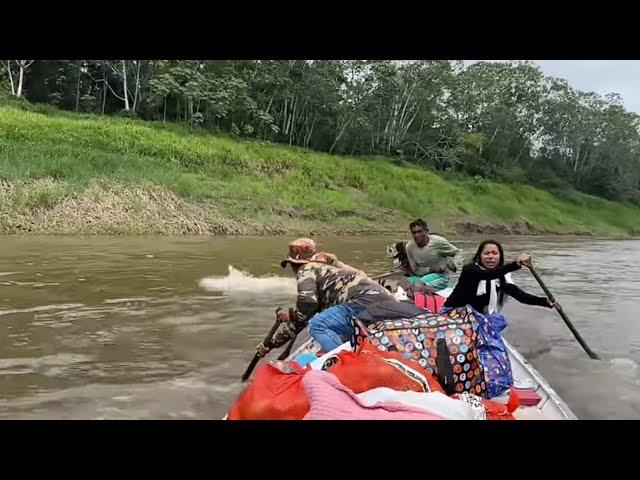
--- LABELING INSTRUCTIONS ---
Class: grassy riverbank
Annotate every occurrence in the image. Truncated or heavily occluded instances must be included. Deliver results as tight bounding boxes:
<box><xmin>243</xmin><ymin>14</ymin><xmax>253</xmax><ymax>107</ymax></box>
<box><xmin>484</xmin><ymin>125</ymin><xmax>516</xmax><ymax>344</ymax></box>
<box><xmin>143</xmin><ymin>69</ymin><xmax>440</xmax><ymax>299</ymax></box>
<box><xmin>1</xmin><ymin>101</ymin><xmax>639</xmax><ymax>236</ymax></box>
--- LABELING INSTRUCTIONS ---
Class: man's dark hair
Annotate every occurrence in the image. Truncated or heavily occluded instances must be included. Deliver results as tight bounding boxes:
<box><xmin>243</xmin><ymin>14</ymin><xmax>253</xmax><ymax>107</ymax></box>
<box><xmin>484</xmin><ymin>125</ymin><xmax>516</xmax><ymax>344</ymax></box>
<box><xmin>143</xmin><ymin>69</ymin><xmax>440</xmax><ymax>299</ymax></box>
<box><xmin>409</xmin><ymin>219</ymin><xmax>428</xmax><ymax>231</ymax></box>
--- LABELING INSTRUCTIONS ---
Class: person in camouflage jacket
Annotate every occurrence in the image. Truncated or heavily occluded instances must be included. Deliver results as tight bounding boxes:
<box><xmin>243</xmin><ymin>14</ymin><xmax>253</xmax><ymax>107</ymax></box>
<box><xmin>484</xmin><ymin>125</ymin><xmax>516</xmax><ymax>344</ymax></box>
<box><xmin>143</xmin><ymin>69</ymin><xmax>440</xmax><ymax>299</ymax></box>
<box><xmin>257</xmin><ymin>238</ymin><xmax>393</xmax><ymax>355</ymax></box>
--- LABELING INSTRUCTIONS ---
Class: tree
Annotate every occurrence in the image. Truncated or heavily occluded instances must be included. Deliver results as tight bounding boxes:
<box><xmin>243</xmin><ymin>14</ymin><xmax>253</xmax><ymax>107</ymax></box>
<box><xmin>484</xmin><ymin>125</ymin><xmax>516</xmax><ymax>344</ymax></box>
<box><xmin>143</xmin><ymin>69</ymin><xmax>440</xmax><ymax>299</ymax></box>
<box><xmin>2</xmin><ymin>58</ymin><xmax>638</xmax><ymax>203</ymax></box>
<box><xmin>3</xmin><ymin>60</ymin><xmax>35</xmax><ymax>98</ymax></box>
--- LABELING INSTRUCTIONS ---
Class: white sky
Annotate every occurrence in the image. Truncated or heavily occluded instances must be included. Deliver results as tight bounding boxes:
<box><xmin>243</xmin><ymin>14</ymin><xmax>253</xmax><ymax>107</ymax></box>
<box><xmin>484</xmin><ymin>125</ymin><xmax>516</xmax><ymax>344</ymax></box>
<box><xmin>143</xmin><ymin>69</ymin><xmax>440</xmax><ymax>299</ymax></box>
<box><xmin>464</xmin><ymin>60</ymin><xmax>640</xmax><ymax>114</ymax></box>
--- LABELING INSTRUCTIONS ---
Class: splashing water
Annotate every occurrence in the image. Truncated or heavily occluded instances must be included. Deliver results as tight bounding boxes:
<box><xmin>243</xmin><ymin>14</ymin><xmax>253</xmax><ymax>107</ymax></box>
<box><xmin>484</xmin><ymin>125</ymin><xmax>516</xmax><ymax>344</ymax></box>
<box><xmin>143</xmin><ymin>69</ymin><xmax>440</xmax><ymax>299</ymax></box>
<box><xmin>609</xmin><ymin>358</ymin><xmax>640</xmax><ymax>378</ymax></box>
<box><xmin>198</xmin><ymin>266</ymin><xmax>296</xmax><ymax>296</ymax></box>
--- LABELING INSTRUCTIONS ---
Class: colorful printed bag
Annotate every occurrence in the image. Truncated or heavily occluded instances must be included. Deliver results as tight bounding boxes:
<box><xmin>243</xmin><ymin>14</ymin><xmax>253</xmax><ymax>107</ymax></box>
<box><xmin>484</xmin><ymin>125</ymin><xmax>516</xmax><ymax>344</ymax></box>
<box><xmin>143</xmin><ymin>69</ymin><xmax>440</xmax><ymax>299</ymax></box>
<box><xmin>352</xmin><ymin>306</ymin><xmax>487</xmax><ymax>397</ymax></box>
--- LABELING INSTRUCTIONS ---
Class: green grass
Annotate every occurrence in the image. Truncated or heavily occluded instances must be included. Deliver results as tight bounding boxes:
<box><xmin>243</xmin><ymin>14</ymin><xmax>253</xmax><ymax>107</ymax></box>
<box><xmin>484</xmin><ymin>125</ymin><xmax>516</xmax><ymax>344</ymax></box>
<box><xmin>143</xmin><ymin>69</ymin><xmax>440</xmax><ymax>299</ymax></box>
<box><xmin>1</xmin><ymin>99</ymin><xmax>639</xmax><ymax>236</ymax></box>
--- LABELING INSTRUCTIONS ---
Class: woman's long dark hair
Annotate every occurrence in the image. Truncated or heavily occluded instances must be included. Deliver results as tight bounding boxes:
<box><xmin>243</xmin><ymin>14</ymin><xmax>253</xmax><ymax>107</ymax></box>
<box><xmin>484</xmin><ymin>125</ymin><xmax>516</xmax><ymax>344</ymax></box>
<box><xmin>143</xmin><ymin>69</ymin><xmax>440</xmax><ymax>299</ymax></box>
<box><xmin>472</xmin><ymin>239</ymin><xmax>506</xmax><ymax>307</ymax></box>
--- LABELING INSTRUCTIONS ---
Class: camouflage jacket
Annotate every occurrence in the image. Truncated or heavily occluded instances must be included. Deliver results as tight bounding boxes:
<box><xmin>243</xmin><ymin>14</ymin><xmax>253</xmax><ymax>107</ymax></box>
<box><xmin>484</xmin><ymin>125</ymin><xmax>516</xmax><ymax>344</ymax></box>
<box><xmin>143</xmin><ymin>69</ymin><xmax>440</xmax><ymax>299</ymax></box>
<box><xmin>269</xmin><ymin>261</ymin><xmax>391</xmax><ymax>348</ymax></box>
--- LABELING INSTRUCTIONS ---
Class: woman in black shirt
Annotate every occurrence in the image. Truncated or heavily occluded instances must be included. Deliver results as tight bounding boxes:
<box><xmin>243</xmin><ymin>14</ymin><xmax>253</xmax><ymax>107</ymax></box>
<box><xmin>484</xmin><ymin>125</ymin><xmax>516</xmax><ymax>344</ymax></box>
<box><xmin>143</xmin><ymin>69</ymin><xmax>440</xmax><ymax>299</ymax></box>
<box><xmin>443</xmin><ymin>240</ymin><xmax>561</xmax><ymax>315</ymax></box>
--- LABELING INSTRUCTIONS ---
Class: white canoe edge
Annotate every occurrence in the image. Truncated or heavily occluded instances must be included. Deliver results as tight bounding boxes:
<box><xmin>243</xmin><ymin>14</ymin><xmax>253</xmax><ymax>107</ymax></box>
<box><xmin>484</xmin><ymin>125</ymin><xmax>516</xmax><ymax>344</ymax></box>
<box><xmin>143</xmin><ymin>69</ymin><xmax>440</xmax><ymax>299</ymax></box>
<box><xmin>504</xmin><ymin>338</ymin><xmax>577</xmax><ymax>420</ymax></box>
<box><xmin>224</xmin><ymin>336</ymin><xmax>577</xmax><ymax>420</ymax></box>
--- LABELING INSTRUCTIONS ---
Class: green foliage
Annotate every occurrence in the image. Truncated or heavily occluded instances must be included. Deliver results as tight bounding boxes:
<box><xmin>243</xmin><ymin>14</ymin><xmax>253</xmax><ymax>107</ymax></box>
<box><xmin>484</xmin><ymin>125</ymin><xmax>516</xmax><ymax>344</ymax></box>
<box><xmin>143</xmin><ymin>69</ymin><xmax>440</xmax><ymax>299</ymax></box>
<box><xmin>1</xmin><ymin>104</ymin><xmax>638</xmax><ymax>235</ymax></box>
<box><xmin>2</xmin><ymin>58</ymin><xmax>639</xmax><ymax>213</ymax></box>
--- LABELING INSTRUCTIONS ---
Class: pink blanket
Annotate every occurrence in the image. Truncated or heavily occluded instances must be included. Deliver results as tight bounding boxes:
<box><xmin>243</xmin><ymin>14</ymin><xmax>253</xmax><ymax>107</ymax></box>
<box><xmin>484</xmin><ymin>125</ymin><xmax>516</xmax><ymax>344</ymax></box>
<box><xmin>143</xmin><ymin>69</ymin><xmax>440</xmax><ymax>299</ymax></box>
<box><xmin>302</xmin><ymin>370</ymin><xmax>444</xmax><ymax>420</ymax></box>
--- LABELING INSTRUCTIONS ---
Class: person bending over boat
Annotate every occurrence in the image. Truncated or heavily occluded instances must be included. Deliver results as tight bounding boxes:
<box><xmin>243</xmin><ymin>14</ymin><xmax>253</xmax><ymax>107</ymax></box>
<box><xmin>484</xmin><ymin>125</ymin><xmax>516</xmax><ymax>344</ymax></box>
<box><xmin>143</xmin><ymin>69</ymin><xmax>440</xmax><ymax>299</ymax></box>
<box><xmin>401</xmin><ymin>219</ymin><xmax>462</xmax><ymax>291</ymax></box>
<box><xmin>443</xmin><ymin>240</ymin><xmax>561</xmax><ymax>314</ymax></box>
<box><xmin>256</xmin><ymin>238</ymin><xmax>394</xmax><ymax>356</ymax></box>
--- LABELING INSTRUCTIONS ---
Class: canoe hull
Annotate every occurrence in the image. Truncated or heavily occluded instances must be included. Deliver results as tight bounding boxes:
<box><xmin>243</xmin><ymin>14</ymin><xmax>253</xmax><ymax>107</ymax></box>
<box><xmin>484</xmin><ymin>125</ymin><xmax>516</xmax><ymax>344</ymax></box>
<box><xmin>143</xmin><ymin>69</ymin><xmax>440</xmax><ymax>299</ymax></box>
<box><xmin>277</xmin><ymin>335</ymin><xmax>577</xmax><ymax>420</ymax></box>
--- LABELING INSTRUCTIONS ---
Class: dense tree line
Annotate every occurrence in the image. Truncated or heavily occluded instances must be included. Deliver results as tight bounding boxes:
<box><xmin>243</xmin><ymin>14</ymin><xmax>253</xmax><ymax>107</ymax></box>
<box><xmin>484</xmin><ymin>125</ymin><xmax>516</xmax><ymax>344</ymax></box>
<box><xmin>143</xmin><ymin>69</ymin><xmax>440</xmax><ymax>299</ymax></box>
<box><xmin>3</xmin><ymin>59</ymin><xmax>639</xmax><ymax>203</ymax></box>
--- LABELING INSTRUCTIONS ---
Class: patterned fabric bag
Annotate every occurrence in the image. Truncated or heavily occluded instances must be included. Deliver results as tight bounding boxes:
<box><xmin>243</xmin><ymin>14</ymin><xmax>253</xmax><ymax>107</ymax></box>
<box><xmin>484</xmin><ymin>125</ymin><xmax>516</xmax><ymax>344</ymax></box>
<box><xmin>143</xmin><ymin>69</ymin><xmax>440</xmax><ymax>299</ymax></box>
<box><xmin>352</xmin><ymin>306</ymin><xmax>487</xmax><ymax>397</ymax></box>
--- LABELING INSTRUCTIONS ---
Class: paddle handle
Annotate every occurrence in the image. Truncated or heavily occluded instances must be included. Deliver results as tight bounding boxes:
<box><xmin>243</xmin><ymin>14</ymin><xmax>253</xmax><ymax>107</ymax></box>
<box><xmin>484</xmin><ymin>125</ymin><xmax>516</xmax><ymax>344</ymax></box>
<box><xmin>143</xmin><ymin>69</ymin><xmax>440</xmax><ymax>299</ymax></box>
<box><xmin>527</xmin><ymin>265</ymin><xmax>600</xmax><ymax>360</ymax></box>
<box><xmin>277</xmin><ymin>308</ymin><xmax>298</xmax><ymax>361</ymax></box>
<box><xmin>241</xmin><ymin>313</ymin><xmax>283</xmax><ymax>382</ymax></box>
<box><xmin>527</xmin><ymin>265</ymin><xmax>556</xmax><ymax>301</ymax></box>
<box><xmin>373</xmin><ymin>270</ymin><xmax>401</xmax><ymax>280</ymax></box>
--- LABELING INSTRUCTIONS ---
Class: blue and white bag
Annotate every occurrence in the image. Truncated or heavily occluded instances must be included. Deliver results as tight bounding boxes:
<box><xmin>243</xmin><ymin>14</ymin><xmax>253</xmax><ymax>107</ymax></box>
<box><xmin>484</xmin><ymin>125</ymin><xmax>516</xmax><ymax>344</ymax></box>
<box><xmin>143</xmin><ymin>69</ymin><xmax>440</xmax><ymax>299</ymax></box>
<box><xmin>474</xmin><ymin>310</ymin><xmax>514</xmax><ymax>398</ymax></box>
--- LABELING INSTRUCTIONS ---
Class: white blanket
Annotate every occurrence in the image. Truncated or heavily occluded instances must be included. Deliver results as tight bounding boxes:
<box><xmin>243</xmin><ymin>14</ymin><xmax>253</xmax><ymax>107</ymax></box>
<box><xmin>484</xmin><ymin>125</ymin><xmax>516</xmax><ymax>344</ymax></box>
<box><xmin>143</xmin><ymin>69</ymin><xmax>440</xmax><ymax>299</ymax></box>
<box><xmin>357</xmin><ymin>388</ymin><xmax>486</xmax><ymax>420</ymax></box>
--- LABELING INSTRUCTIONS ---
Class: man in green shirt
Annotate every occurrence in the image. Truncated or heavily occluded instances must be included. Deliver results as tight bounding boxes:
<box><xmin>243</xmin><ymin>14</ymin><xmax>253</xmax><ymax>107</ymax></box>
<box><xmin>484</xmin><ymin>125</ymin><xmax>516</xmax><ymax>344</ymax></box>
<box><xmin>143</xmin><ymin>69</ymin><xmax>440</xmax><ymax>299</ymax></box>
<box><xmin>403</xmin><ymin>218</ymin><xmax>462</xmax><ymax>290</ymax></box>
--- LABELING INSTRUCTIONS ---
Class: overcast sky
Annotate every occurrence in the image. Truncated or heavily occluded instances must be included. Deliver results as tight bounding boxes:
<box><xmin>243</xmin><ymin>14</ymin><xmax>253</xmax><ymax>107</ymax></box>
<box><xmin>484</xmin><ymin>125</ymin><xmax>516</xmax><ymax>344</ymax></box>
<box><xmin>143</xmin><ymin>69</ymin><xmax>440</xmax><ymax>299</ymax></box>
<box><xmin>464</xmin><ymin>60</ymin><xmax>640</xmax><ymax>114</ymax></box>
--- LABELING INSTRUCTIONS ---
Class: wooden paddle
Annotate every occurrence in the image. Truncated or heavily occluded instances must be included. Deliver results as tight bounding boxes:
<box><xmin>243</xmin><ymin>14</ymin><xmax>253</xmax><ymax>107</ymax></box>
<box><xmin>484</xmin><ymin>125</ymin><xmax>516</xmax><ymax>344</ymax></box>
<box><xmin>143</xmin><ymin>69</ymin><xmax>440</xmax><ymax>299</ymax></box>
<box><xmin>241</xmin><ymin>307</ymin><xmax>284</xmax><ymax>382</ymax></box>
<box><xmin>527</xmin><ymin>264</ymin><xmax>600</xmax><ymax>360</ymax></box>
<box><xmin>374</xmin><ymin>270</ymin><xmax>403</xmax><ymax>281</ymax></box>
<box><xmin>277</xmin><ymin>308</ymin><xmax>297</xmax><ymax>361</ymax></box>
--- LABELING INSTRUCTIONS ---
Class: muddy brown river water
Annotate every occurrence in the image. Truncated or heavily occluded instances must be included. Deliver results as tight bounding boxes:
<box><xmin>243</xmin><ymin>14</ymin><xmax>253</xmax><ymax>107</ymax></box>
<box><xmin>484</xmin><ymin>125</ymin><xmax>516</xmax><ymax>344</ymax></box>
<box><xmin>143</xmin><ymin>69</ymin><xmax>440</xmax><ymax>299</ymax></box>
<box><xmin>0</xmin><ymin>235</ymin><xmax>638</xmax><ymax>419</ymax></box>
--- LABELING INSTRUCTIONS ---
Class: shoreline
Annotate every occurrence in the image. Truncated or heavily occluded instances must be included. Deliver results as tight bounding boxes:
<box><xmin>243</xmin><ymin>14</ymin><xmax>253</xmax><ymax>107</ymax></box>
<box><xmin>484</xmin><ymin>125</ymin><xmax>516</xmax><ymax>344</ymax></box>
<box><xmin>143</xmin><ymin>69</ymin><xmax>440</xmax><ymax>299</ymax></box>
<box><xmin>1</xmin><ymin>180</ymin><xmax>635</xmax><ymax>238</ymax></box>
<box><xmin>2</xmin><ymin>105</ymin><xmax>639</xmax><ymax>239</ymax></box>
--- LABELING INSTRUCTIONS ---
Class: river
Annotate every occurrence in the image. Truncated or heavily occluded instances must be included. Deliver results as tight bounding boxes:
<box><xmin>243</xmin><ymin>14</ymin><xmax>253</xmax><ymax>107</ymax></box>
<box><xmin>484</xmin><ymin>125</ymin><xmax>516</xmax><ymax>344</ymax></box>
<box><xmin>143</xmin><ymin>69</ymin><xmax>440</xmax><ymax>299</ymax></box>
<box><xmin>0</xmin><ymin>235</ymin><xmax>638</xmax><ymax>419</ymax></box>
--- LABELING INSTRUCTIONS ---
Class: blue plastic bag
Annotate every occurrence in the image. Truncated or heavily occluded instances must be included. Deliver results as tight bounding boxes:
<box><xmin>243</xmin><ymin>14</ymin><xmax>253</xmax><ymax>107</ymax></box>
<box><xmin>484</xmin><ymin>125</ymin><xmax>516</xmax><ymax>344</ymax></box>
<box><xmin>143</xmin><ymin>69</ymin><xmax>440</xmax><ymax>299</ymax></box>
<box><xmin>473</xmin><ymin>310</ymin><xmax>514</xmax><ymax>398</ymax></box>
